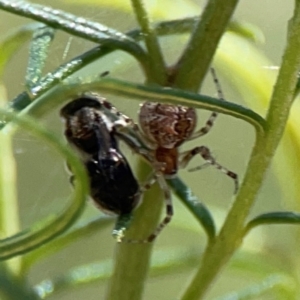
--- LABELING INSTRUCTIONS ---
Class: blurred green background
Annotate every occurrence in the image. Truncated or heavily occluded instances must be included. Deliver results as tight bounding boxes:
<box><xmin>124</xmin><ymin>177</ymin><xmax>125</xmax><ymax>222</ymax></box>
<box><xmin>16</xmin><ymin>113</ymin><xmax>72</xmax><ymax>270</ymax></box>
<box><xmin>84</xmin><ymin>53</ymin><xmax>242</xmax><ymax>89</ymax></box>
<box><xmin>0</xmin><ymin>1</ymin><xmax>298</xmax><ymax>299</ymax></box>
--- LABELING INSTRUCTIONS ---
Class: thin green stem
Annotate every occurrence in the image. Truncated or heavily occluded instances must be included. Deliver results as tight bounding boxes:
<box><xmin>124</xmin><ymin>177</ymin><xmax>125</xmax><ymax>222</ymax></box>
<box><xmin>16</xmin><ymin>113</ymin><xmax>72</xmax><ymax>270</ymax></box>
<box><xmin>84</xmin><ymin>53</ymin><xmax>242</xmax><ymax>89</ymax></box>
<box><xmin>130</xmin><ymin>0</ymin><xmax>166</xmax><ymax>83</ymax></box>
<box><xmin>0</xmin><ymin>89</ymin><xmax>21</xmax><ymax>274</ymax></box>
<box><xmin>174</xmin><ymin>0</ymin><xmax>239</xmax><ymax>91</ymax></box>
<box><xmin>0</xmin><ymin>23</ymin><xmax>43</xmax><ymax>77</ymax></box>
<box><xmin>168</xmin><ymin>177</ymin><xmax>215</xmax><ymax>243</ymax></box>
<box><xmin>245</xmin><ymin>212</ymin><xmax>300</xmax><ymax>235</ymax></box>
<box><xmin>181</xmin><ymin>1</ymin><xmax>300</xmax><ymax>298</ymax></box>
<box><xmin>0</xmin><ymin>0</ymin><xmax>150</xmax><ymax>76</ymax></box>
<box><xmin>9</xmin><ymin>17</ymin><xmax>201</xmax><ymax>111</ymax></box>
<box><xmin>25</xmin><ymin>25</ymin><xmax>55</xmax><ymax>90</ymax></box>
<box><xmin>8</xmin><ymin>17</ymin><xmax>252</xmax><ymax>111</ymax></box>
<box><xmin>0</xmin><ymin>111</ymin><xmax>89</xmax><ymax>260</ymax></box>
<box><xmin>105</xmin><ymin>162</ymin><xmax>162</xmax><ymax>300</ymax></box>
<box><xmin>21</xmin><ymin>77</ymin><xmax>265</xmax><ymax>136</ymax></box>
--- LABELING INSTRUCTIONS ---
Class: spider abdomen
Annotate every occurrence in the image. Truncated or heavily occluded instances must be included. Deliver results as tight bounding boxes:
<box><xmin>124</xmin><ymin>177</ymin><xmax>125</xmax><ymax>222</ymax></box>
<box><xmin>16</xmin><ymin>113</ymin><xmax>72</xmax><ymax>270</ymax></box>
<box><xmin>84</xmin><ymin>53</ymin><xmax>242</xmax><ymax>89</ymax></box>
<box><xmin>139</xmin><ymin>102</ymin><xmax>197</xmax><ymax>148</ymax></box>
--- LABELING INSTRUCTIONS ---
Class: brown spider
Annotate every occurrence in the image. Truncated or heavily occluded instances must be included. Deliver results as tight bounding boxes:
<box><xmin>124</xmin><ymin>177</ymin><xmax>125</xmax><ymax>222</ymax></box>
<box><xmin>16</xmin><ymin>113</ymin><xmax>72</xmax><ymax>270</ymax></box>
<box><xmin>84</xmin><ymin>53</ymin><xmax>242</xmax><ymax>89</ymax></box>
<box><xmin>111</xmin><ymin>68</ymin><xmax>239</xmax><ymax>242</ymax></box>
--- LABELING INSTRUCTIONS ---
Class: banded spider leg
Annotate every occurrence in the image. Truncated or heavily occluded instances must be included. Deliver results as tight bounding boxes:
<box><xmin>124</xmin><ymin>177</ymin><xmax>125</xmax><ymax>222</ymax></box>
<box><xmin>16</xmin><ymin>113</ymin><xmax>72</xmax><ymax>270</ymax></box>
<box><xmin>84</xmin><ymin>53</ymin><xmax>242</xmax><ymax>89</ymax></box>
<box><xmin>181</xmin><ymin>67</ymin><xmax>239</xmax><ymax>192</ymax></box>
<box><xmin>189</xmin><ymin>68</ymin><xmax>225</xmax><ymax>140</ymax></box>
<box><xmin>180</xmin><ymin>146</ymin><xmax>239</xmax><ymax>193</ymax></box>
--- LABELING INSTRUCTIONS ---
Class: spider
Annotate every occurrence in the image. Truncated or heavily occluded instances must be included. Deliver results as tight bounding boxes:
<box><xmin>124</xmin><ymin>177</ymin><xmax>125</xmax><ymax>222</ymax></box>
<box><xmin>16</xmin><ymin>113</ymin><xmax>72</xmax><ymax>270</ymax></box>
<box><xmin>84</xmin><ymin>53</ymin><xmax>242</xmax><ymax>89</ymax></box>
<box><xmin>93</xmin><ymin>68</ymin><xmax>239</xmax><ymax>243</ymax></box>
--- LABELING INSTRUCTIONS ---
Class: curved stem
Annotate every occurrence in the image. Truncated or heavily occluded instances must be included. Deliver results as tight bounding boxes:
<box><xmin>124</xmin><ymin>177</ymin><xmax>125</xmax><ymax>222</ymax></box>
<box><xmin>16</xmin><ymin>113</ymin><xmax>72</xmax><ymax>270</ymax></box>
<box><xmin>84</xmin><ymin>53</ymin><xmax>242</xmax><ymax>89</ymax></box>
<box><xmin>181</xmin><ymin>1</ymin><xmax>300</xmax><ymax>298</ymax></box>
<box><xmin>22</xmin><ymin>77</ymin><xmax>266</xmax><ymax>137</ymax></box>
<box><xmin>0</xmin><ymin>110</ymin><xmax>88</xmax><ymax>260</ymax></box>
<box><xmin>0</xmin><ymin>23</ymin><xmax>43</xmax><ymax>77</ymax></box>
<box><xmin>0</xmin><ymin>0</ymin><xmax>150</xmax><ymax>76</ymax></box>
<box><xmin>9</xmin><ymin>17</ymin><xmax>201</xmax><ymax>111</ymax></box>
<box><xmin>168</xmin><ymin>177</ymin><xmax>216</xmax><ymax>243</ymax></box>
<box><xmin>8</xmin><ymin>16</ymin><xmax>250</xmax><ymax>111</ymax></box>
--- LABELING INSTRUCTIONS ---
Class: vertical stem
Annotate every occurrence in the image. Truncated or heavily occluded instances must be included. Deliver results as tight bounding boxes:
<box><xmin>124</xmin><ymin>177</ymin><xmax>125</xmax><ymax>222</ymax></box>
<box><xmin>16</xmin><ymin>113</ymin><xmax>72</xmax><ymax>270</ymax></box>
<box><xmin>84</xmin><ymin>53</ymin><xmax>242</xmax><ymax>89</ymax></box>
<box><xmin>181</xmin><ymin>1</ymin><xmax>300</xmax><ymax>298</ymax></box>
<box><xmin>0</xmin><ymin>86</ymin><xmax>21</xmax><ymax>275</ymax></box>
<box><xmin>174</xmin><ymin>0</ymin><xmax>239</xmax><ymax>91</ymax></box>
<box><xmin>130</xmin><ymin>0</ymin><xmax>167</xmax><ymax>83</ymax></box>
<box><xmin>107</xmin><ymin>2</ymin><xmax>167</xmax><ymax>298</ymax></box>
<box><xmin>105</xmin><ymin>162</ymin><xmax>163</xmax><ymax>300</ymax></box>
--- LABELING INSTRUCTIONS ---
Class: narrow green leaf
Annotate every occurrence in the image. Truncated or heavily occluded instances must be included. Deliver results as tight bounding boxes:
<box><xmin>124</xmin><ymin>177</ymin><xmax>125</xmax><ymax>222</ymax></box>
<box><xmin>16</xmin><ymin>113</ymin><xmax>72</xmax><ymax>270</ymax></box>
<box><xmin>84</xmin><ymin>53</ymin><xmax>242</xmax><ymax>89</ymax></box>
<box><xmin>25</xmin><ymin>24</ymin><xmax>55</xmax><ymax>90</ymax></box>
<box><xmin>0</xmin><ymin>0</ymin><xmax>149</xmax><ymax>74</ymax></box>
<box><xmin>214</xmin><ymin>274</ymin><xmax>295</xmax><ymax>300</ymax></box>
<box><xmin>227</xmin><ymin>20</ymin><xmax>264</xmax><ymax>43</ymax></box>
<box><xmin>130</xmin><ymin>0</ymin><xmax>166</xmax><ymax>83</ymax></box>
<box><xmin>168</xmin><ymin>177</ymin><xmax>216</xmax><ymax>242</ymax></box>
<box><xmin>0</xmin><ymin>110</ymin><xmax>89</xmax><ymax>260</ymax></box>
<box><xmin>245</xmin><ymin>211</ymin><xmax>300</xmax><ymax>235</ymax></box>
<box><xmin>0</xmin><ymin>23</ymin><xmax>42</xmax><ymax>78</ymax></box>
<box><xmin>23</xmin><ymin>77</ymin><xmax>266</xmax><ymax>136</ymax></box>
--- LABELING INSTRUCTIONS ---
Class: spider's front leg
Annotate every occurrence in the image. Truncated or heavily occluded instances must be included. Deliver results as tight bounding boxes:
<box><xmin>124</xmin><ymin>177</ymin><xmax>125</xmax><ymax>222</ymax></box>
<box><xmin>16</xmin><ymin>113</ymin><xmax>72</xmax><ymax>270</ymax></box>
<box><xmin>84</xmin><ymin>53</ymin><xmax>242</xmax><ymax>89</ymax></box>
<box><xmin>189</xmin><ymin>68</ymin><xmax>225</xmax><ymax>140</ymax></box>
<box><xmin>146</xmin><ymin>174</ymin><xmax>174</xmax><ymax>242</ymax></box>
<box><xmin>180</xmin><ymin>146</ymin><xmax>239</xmax><ymax>193</ymax></box>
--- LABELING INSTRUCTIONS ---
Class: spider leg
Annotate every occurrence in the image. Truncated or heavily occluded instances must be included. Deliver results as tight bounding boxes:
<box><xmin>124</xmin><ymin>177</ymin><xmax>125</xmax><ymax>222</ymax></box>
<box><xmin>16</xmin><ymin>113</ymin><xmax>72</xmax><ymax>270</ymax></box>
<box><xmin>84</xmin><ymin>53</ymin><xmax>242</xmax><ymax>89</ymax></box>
<box><xmin>180</xmin><ymin>146</ymin><xmax>239</xmax><ymax>193</ymax></box>
<box><xmin>189</xmin><ymin>67</ymin><xmax>224</xmax><ymax>140</ymax></box>
<box><xmin>115</xmin><ymin>172</ymin><xmax>173</xmax><ymax>243</ymax></box>
<box><xmin>113</xmin><ymin>122</ymin><xmax>156</xmax><ymax>164</ymax></box>
<box><xmin>145</xmin><ymin>175</ymin><xmax>173</xmax><ymax>242</ymax></box>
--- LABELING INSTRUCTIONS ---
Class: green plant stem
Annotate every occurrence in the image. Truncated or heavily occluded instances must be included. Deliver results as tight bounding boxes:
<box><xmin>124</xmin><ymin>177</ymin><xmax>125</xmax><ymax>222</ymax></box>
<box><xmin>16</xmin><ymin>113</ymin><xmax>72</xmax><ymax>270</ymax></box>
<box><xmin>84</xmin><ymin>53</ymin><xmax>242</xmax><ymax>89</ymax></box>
<box><xmin>168</xmin><ymin>177</ymin><xmax>215</xmax><ymax>242</ymax></box>
<box><xmin>0</xmin><ymin>0</ymin><xmax>150</xmax><ymax>76</ymax></box>
<box><xmin>0</xmin><ymin>87</ymin><xmax>21</xmax><ymax>275</ymax></box>
<box><xmin>105</xmin><ymin>162</ymin><xmax>163</xmax><ymax>300</ymax></box>
<box><xmin>174</xmin><ymin>0</ymin><xmax>239</xmax><ymax>91</ymax></box>
<box><xmin>9</xmin><ymin>17</ymin><xmax>253</xmax><ymax>111</ymax></box>
<box><xmin>9</xmin><ymin>17</ymin><xmax>199</xmax><ymax>108</ymax></box>
<box><xmin>0</xmin><ymin>111</ymin><xmax>89</xmax><ymax>260</ymax></box>
<box><xmin>21</xmin><ymin>77</ymin><xmax>265</xmax><ymax>135</ymax></box>
<box><xmin>25</xmin><ymin>24</ymin><xmax>54</xmax><ymax>89</ymax></box>
<box><xmin>130</xmin><ymin>0</ymin><xmax>166</xmax><ymax>84</ymax></box>
<box><xmin>0</xmin><ymin>23</ymin><xmax>42</xmax><ymax>77</ymax></box>
<box><xmin>181</xmin><ymin>2</ymin><xmax>300</xmax><ymax>299</ymax></box>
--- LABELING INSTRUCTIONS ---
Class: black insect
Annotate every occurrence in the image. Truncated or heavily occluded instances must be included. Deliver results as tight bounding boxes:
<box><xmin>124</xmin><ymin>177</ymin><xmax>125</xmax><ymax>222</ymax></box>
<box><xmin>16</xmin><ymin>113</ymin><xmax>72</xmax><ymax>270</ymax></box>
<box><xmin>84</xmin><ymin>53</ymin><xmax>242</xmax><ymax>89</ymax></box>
<box><xmin>60</xmin><ymin>95</ymin><xmax>141</xmax><ymax>216</ymax></box>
